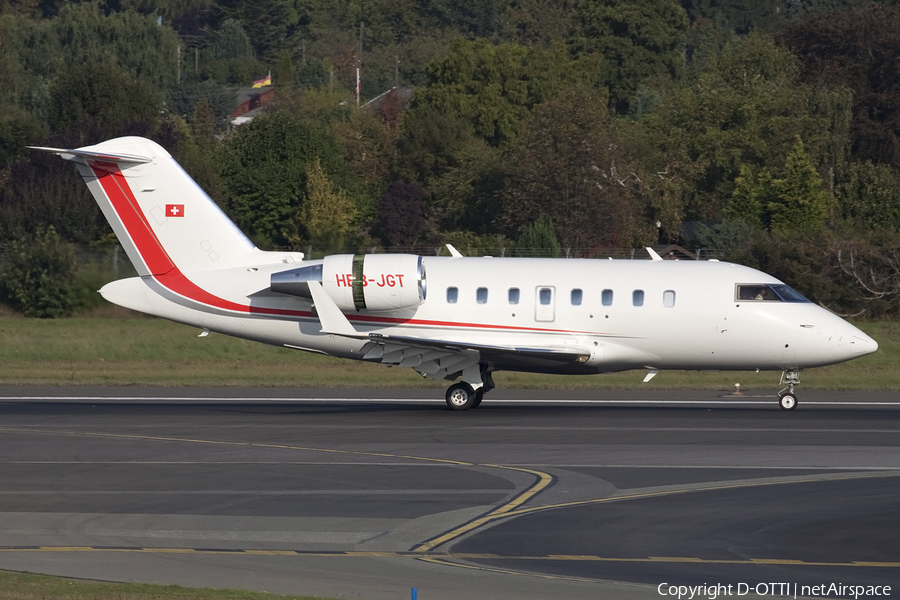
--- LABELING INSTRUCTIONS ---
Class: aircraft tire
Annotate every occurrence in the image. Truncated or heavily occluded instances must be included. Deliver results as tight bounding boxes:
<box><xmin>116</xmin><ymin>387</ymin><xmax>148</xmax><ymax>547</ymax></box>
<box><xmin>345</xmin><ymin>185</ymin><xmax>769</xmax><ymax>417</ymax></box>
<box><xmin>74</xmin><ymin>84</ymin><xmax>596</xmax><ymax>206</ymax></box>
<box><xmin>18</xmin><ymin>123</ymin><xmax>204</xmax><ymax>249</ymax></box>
<box><xmin>779</xmin><ymin>393</ymin><xmax>797</xmax><ymax>411</ymax></box>
<box><xmin>472</xmin><ymin>390</ymin><xmax>484</xmax><ymax>408</ymax></box>
<box><xmin>446</xmin><ymin>383</ymin><xmax>477</xmax><ymax>411</ymax></box>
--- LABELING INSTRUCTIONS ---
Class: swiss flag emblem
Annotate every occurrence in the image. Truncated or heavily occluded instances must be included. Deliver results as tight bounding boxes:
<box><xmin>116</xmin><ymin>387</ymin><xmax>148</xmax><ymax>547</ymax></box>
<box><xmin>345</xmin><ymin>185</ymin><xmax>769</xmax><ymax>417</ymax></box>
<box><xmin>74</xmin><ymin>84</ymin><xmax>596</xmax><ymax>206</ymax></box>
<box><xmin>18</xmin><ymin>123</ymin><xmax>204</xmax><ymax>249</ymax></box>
<box><xmin>166</xmin><ymin>204</ymin><xmax>185</xmax><ymax>217</ymax></box>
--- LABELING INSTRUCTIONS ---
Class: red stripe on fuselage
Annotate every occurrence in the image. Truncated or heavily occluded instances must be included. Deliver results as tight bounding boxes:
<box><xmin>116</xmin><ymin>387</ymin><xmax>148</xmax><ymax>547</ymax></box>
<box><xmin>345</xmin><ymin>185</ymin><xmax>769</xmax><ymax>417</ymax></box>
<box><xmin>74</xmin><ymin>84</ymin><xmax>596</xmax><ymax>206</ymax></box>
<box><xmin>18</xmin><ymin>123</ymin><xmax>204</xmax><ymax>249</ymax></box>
<box><xmin>90</xmin><ymin>161</ymin><xmax>308</xmax><ymax>317</ymax></box>
<box><xmin>89</xmin><ymin>161</ymin><xmax>603</xmax><ymax>335</ymax></box>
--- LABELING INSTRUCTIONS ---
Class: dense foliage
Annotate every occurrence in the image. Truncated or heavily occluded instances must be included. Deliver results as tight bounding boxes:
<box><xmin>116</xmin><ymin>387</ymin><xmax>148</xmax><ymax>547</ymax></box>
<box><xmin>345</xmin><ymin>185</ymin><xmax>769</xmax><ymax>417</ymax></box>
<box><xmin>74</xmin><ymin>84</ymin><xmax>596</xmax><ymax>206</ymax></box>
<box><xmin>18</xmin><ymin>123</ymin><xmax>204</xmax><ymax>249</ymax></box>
<box><xmin>0</xmin><ymin>226</ymin><xmax>79</xmax><ymax>317</ymax></box>
<box><xmin>2</xmin><ymin>0</ymin><xmax>900</xmax><ymax>317</ymax></box>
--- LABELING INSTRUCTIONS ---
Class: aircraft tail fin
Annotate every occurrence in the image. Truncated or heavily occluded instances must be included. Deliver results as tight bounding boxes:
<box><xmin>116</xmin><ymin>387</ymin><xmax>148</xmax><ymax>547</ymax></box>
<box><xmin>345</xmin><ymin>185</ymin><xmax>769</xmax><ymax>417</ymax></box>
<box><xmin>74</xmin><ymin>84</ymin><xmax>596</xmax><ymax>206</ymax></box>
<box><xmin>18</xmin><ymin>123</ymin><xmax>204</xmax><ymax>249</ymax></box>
<box><xmin>32</xmin><ymin>137</ymin><xmax>258</xmax><ymax>277</ymax></box>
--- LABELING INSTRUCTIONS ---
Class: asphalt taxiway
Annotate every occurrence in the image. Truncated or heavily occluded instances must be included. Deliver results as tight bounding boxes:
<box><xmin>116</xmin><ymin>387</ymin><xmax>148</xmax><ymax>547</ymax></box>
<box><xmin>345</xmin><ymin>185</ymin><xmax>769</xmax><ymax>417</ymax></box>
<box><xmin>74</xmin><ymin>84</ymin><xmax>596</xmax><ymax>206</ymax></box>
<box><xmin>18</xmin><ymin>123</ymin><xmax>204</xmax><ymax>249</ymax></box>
<box><xmin>0</xmin><ymin>387</ymin><xmax>898</xmax><ymax>600</ymax></box>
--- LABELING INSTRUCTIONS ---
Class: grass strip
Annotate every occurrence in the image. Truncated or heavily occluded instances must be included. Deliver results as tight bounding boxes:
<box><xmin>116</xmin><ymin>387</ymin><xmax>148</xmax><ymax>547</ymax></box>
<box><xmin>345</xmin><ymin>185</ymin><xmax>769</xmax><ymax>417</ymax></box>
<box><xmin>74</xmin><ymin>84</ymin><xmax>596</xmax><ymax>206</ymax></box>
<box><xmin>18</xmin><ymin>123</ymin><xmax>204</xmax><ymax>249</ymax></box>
<box><xmin>0</xmin><ymin>570</ymin><xmax>335</xmax><ymax>600</ymax></box>
<box><xmin>0</xmin><ymin>317</ymin><xmax>897</xmax><ymax>390</ymax></box>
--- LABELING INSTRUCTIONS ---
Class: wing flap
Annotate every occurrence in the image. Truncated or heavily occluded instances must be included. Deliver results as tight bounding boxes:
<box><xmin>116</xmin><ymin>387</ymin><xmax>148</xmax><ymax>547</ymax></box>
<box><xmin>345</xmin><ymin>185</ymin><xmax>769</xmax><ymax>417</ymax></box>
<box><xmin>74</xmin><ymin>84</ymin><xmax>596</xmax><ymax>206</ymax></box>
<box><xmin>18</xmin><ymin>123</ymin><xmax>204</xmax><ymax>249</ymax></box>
<box><xmin>367</xmin><ymin>333</ymin><xmax>589</xmax><ymax>363</ymax></box>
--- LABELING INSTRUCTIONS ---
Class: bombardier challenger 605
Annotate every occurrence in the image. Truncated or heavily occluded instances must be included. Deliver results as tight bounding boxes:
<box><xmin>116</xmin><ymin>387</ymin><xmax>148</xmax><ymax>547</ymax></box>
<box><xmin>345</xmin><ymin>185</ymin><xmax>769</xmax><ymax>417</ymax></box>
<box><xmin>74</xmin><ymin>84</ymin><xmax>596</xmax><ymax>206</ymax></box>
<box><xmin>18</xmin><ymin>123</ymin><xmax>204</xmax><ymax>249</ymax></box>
<box><xmin>32</xmin><ymin>137</ymin><xmax>878</xmax><ymax>410</ymax></box>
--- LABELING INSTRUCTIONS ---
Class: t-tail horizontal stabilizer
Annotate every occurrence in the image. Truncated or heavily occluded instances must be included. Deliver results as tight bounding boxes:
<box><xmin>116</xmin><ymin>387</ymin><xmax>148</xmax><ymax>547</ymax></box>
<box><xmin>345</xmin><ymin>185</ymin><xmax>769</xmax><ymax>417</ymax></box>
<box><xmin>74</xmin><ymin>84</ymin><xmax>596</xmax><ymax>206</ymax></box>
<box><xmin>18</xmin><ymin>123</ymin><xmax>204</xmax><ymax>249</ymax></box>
<box><xmin>27</xmin><ymin>146</ymin><xmax>152</xmax><ymax>165</ymax></box>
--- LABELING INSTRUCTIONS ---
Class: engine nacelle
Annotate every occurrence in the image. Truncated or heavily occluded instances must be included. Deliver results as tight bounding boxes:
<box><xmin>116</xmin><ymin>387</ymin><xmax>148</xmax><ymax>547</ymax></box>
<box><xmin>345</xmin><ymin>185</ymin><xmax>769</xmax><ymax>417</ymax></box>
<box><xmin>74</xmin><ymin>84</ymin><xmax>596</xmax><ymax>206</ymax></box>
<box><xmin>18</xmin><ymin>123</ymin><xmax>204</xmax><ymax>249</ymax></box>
<box><xmin>271</xmin><ymin>254</ymin><xmax>426</xmax><ymax>312</ymax></box>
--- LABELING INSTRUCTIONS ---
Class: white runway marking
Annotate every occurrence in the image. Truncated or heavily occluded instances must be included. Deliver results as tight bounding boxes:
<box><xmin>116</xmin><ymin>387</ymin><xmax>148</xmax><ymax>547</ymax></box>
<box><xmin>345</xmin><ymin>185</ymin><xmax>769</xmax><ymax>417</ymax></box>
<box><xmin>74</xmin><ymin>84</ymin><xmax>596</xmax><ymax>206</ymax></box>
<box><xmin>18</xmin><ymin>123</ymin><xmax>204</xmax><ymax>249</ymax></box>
<box><xmin>3</xmin><ymin>395</ymin><xmax>900</xmax><ymax>406</ymax></box>
<box><xmin>0</xmin><ymin>489</ymin><xmax>506</xmax><ymax>495</ymax></box>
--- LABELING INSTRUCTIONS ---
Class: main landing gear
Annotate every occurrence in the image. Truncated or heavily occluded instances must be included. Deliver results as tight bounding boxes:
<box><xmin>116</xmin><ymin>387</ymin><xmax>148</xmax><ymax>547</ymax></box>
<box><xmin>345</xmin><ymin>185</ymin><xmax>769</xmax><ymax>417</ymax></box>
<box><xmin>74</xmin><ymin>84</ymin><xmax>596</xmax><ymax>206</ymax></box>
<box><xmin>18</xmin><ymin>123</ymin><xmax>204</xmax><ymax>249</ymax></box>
<box><xmin>445</xmin><ymin>383</ymin><xmax>482</xmax><ymax>410</ymax></box>
<box><xmin>445</xmin><ymin>365</ymin><xmax>494</xmax><ymax>411</ymax></box>
<box><xmin>777</xmin><ymin>368</ymin><xmax>800</xmax><ymax>411</ymax></box>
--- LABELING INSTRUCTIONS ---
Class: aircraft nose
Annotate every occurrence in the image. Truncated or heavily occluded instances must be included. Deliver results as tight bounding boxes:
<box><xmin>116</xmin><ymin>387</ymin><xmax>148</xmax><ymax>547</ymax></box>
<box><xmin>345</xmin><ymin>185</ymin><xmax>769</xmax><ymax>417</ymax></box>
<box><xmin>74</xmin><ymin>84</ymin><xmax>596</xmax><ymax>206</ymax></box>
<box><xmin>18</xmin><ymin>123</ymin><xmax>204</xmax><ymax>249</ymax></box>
<box><xmin>847</xmin><ymin>328</ymin><xmax>878</xmax><ymax>356</ymax></box>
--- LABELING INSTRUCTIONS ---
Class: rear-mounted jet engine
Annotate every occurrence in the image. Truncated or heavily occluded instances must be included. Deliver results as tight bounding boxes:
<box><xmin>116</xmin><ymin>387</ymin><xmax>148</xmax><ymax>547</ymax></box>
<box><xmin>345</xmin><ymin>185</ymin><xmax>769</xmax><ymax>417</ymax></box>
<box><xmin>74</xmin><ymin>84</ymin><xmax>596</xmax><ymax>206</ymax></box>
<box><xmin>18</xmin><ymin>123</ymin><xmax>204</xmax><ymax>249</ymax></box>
<box><xmin>271</xmin><ymin>254</ymin><xmax>426</xmax><ymax>312</ymax></box>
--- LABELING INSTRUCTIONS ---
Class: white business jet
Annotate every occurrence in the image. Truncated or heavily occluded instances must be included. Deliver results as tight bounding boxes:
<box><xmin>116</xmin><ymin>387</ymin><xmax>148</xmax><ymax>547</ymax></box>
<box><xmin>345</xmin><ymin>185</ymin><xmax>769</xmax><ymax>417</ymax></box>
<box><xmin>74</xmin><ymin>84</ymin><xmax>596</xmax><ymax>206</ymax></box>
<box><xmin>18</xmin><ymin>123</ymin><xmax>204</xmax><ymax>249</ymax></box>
<box><xmin>32</xmin><ymin>137</ymin><xmax>877</xmax><ymax>411</ymax></box>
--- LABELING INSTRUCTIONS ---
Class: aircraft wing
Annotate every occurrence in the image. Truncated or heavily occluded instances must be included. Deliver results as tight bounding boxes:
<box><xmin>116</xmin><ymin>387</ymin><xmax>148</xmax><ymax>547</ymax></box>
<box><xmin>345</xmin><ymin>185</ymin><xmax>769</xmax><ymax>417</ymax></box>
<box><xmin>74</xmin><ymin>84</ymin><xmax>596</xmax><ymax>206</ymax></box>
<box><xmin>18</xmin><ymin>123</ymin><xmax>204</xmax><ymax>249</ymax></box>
<box><xmin>305</xmin><ymin>280</ymin><xmax>590</xmax><ymax>379</ymax></box>
<box><xmin>360</xmin><ymin>333</ymin><xmax>590</xmax><ymax>379</ymax></box>
<box><xmin>361</xmin><ymin>334</ymin><xmax>591</xmax><ymax>376</ymax></box>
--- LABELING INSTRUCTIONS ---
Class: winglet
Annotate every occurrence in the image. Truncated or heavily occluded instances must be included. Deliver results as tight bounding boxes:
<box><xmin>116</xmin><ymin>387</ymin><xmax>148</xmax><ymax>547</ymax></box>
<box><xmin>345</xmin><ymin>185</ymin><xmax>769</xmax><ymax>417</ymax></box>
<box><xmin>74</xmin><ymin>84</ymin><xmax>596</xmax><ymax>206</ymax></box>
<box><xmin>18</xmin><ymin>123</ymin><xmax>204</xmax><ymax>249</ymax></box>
<box><xmin>643</xmin><ymin>368</ymin><xmax>660</xmax><ymax>383</ymax></box>
<box><xmin>646</xmin><ymin>247</ymin><xmax>663</xmax><ymax>261</ymax></box>
<box><xmin>446</xmin><ymin>244</ymin><xmax>463</xmax><ymax>258</ymax></box>
<box><xmin>306</xmin><ymin>280</ymin><xmax>360</xmax><ymax>337</ymax></box>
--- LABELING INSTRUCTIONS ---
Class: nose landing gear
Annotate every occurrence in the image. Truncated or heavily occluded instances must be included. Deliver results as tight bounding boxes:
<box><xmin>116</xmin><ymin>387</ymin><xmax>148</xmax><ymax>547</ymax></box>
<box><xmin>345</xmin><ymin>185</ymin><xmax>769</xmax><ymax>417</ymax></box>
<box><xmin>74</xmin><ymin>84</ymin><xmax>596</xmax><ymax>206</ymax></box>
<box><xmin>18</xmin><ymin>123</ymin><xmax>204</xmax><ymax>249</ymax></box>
<box><xmin>777</xmin><ymin>369</ymin><xmax>800</xmax><ymax>411</ymax></box>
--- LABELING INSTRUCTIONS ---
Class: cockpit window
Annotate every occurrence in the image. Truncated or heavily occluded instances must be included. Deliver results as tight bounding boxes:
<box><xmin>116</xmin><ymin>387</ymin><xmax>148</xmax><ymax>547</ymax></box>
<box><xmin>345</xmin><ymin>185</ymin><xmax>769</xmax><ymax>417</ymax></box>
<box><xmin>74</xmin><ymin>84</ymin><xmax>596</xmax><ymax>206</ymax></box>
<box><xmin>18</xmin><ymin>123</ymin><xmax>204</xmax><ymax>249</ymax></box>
<box><xmin>769</xmin><ymin>284</ymin><xmax>811</xmax><ymax>302</ymax></box>
<box><xmin>737</xmin><ymin>285</ymin><xmax>778</xmax><ymax>301</ymax></box>
<box><xmin>736</xmin><ymin>284</ymin><xmax>811</xmax><ymax>303</ymax></box>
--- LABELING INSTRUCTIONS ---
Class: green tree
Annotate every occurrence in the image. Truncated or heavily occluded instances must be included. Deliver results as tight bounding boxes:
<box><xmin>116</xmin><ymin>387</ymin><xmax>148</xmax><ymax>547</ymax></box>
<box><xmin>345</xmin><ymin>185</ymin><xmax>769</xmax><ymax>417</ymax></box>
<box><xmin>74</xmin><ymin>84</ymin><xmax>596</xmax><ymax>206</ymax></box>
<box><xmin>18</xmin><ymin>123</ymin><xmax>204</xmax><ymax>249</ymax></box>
<box><xmin>295</xmin><ymin>57</ymin><xmax>330</xmax><ymax>89</ymax></box>
<box><xmin>645</xmin><ymin>33</ymin><xmax>850</xmax><ymax>220</ymax></box>
<box><xmin>273</xmin><ymin>86</ymin><xmax>353</xmax><ymax>123</ymax></box>
<box><xmin>682</xmin><ymin>0</ymin><xmax>787</xmax><ymax>35</ymax></box>
<box><xmin>0</xmin><ymin>149</ymin><xmax>106</xmax><ymax>246</ymax></box>
<box><xmin>494</xmin><ymin>0</ymin><xmax>574</xmax><ymax>46</ymax></box>
<box><xmin>514</xmin><ymin>215</ymin><xmax>561</xmax><ymax>258</ymax></box>
<box><xmin>767</xmin><ymin>137</ymin><xmax>829</xmax><ymax>234</ymax></box>
<box><xmin>835</xmin><ymin>160</ymin><xmax>900</xmax><ymax>231</ymax></box>
<box><xmin>413</xmin><ymin>38</ymin><xmax>601</xmax><ymax>146</ymax></box>
<box><xmin>394</xmin><ymin>105</ymin><xmax>506</xmax><ymax>233</ymax></box>
<box><xmin>190</xmin><ymin>99</ymin><xmax>216</xmax><ymax>146</ymax></box>
<box><xmin>275</xmin><ymin>49</ymin><xmax>294</xmax><ymax>90</ymax></box>
<box><xmin>0</xmin><ymin>226</ymin><xmax>81</xmax><ymax>318</ymax></box>
<box><xmin>115</xmin><ymin>0</ymin><xmax>215</xmax><ymax>24</ymax></box>
<box><xmin>300</xmin><ymin>158</ymin><xmax>357</xmax><ymax>251</ymax></box>
<box><xmin>724</xmin><ymin>165</ymin><xmax>771</xmax><ymax>229</ymax></box>
<box><xmin>572</xmin><ymin>0</ymin><xmax>689</xmax><ymax>113</ymax></box>
<box><xmin>0</xmin><ymin>107</ymin><xmax>47</xmax><ymax>169</ymax></box>
<box><xmin>330</xmin><ymin>108</ymin><xmax>395</xmax><ymax>204</ymax></box>
<box><xmin>219</xmin><ymin>112</ymin><xmax>349</xmax><ymax>248</ymax></box>
<box><xmin>46</xmin><ymin>60</ymin><xmax>162</xmax><ymax>142</ymax></box>
<box><xmin>189</xmin><ymin>18</ymin><xmax>264</xmax><ymax>85</ymax></box>
<box><xmin>0</xmin><ymin>13</ymin><xmax>57</xmax><ymax>111</ymax></box>
<box><xmin>208</xmin><ymin>18</ymin><xmax>254</xmax><ymax>61</ymax></box>
<box><xmin>781</xmin><ymin>5</ymin><xmax>900</xmax><ymax>168</ymax></box>
<box><xmin>51</xmin><ymin>3</ymin><xmax>180</xmax><ymax>89</ymax></box>
<box><xmin>217</xmin><ymin>0</ymin><xmax>301</xmax><ymax>62</ymax></box>
<box><xmin>375</xmin><ymin>181</ymin><xmax>431</xmax><ymax>249</ymax></box>
<box><xmin>502</xmin><ymin>86</ymin><xmax>634</xmax><ymax>251</ymax></box>
<box><xmin>165</xmin><ymin>83</ymin><xmax>235</xmax><ymax>132</ymax></box>
<box><xmin>725</xmin><ymin>137</ymin><xmax>829</xmax><ymax>234</ymax></box>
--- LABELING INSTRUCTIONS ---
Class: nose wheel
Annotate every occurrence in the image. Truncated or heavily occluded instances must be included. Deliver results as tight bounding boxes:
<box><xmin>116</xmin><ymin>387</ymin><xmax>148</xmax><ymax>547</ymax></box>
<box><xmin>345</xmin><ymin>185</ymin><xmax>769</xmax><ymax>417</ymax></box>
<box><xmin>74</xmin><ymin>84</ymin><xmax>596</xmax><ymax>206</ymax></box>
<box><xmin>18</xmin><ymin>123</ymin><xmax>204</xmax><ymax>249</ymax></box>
<box><xmin>777</xmin><ymin>369</ymin><xmax>800</xmax><ymax>411</ymax></box>
<box><xmin>778</xmin><ymin>393</ymin><xmax>797</xmax><ymax>411</ymax></box>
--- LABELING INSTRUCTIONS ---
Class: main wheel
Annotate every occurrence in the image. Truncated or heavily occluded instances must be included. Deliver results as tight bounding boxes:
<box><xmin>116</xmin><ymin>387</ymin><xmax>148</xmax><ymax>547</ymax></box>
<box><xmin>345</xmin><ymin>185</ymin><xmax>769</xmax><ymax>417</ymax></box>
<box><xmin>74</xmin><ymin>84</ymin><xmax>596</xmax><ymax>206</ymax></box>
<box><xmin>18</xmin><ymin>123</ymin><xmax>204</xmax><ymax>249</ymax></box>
<box><xmin>472</xmin><ymin>390</ymin><xmax>484</xmax><ymax>408</ymax></box>
<box><xmin>779</xmin><ymin>393</ymin><xmax>797</xmax><ymax>411</ymax></box>
<box><xmin>446</xmin><ymin>383</ymin><xmax>477</xmax><ymax>411</ymax></box>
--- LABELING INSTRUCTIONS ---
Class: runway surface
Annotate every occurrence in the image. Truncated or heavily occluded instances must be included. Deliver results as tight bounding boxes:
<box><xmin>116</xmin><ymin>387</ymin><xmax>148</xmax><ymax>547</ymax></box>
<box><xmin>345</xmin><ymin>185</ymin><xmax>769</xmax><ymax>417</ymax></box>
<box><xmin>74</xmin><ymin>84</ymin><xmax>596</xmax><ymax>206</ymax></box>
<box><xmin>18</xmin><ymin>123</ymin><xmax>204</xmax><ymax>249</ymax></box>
<box><xmin>0</xmin><ymin>387</ymin><xmax>898</xmax><ymax>600</ymax></box>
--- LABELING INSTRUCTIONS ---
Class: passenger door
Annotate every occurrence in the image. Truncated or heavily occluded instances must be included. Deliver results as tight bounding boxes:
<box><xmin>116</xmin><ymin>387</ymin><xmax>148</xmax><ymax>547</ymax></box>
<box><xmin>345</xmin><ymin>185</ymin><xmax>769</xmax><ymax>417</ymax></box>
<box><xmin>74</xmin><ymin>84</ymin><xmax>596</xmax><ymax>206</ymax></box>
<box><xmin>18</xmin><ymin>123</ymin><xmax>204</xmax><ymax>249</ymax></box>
<box><xmin>534</xmin><ymin>286</ymin><xmax>556</xmax><ymax>322</ymax></box>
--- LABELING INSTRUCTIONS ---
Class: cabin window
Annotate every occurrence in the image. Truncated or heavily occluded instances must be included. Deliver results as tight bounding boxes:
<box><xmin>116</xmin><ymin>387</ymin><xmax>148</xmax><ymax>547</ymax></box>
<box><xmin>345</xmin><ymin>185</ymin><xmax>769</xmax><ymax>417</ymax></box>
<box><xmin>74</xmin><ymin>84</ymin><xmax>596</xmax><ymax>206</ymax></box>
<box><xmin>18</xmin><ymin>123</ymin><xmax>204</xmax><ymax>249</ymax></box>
<box><xmin>539</xmin><ymin>287</ymin><xmax>552</xmax><ymax>305</ymax></box>
<box><xmin>632</xmin><ymin>290</ymin><xmax>644</xmax><ymax>307</ymax></box>
<box><xmin>446</xmin><ymin>287</ymin><xmax>458</xmax><ymax>303</ymax></box>
<box><xmin>601</xmin><ymin>289</ymin><xmax>613</xmax><ymax>306</ymax></box>
<box><xmin>476</xmin><ymin>287</ymin><xmax>488</xmax><ymax>304</ymax></box>
<box><xmin>571</xmin><ymin>288</ymin><xmax>583</xmax><ymax>305</ymax></box>
<box><xmin>663</xmin><ymin>290</ymin><xmax>676</xmax><ymax>307</ymax></box>
<box><xmin>508</xmin><ymin>287</ymin><xmax>520</xmax><ymax>304</ymax></box>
